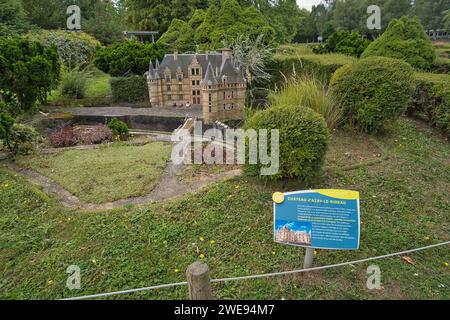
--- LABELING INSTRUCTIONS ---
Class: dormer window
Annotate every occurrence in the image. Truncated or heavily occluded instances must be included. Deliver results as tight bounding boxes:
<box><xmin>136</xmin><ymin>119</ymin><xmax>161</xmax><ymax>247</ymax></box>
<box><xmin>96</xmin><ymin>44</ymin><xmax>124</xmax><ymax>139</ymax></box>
<box><xmin>165</xmin><ymin>75</ymin><xmax>171</xmax><ymax>82</ymax></box>
<box><xmin>222</xmin><ymin>75</ymin><xmax>227</xmax><ymax>84</ymax></box>
<box><xmin>177</xmin><ymin>75</ymin><xmax>183</xmax><ymax>82</ymax></box>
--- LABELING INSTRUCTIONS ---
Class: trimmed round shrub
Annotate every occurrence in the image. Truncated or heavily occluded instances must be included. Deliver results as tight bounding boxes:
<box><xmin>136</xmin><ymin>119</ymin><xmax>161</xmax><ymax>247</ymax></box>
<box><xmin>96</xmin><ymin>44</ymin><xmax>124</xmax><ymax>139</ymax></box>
<box><xmin>331</xmin><ymin>56</ymin><xmax>414</xmax><ymax>133</ymax></box>
<box><xmin>361</xmin><ymin>16</ymin><xmax>436</xmax><ymax>70</ymax></box>
<box><xmin>244</xmin><ymin>104</ymin><xmax>329</xmax><ymax>182</ymax></box>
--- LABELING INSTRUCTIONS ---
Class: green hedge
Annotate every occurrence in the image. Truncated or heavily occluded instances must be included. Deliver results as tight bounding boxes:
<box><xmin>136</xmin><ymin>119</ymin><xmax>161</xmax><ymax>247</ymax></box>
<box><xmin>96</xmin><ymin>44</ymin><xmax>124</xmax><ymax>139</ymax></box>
<box><xmin>331</xmin><ymin>56</ymin><xmax>415</xmax><ymax>134</ymax></box>
<box><xmin>269</xmin><ymin>53</ymin><xmax>356</xmax><ymax>86</ymax></box>
<box><xmin>110</xmin><ymin>76</ymin><xmax>148</xmax><ymax>103</ymax></box>
<box><xmin>410</xmin><ymin>72</ymin><xmax>450</xmax><ymax>138</ymax></box>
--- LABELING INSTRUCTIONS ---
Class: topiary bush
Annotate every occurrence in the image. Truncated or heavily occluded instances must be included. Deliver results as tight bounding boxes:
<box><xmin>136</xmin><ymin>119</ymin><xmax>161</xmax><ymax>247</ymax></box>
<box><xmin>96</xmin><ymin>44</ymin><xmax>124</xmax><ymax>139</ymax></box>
<box><xmin>331</xmin><ymin>56</ymin><xmax>415</xmax><ymax>133</ymax></box>
<box><xmin>361</xmin><ymin>16</ymin><xmax>436</xmax><ymax>70</ymax></box>
<box><xmin>110</xmin><ymin>76</ymin><xmax>148</xmax><ymax>103</ymax></box>
<box><xmin>410</xmin><ymin>73</ymin><xmax>450</xmax><ymax>138</ymax></box>
<box><xmin>107</xmin><ymin>118</ymin><xmax>129</xmax><ymax>140</ymax></box>
<box><xmin>244</xmin><ymin>104</ymin><xmax>329</xmax><ymax>182</ymax></box>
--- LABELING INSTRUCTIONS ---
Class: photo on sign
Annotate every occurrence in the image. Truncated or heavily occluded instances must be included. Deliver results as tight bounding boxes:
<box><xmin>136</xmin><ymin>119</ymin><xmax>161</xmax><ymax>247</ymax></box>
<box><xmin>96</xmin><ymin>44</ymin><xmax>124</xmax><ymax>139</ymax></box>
<box><xmin>275</xmin><ymin>220</ymin><xmax>312</xmax><ymax>246</ymax></box>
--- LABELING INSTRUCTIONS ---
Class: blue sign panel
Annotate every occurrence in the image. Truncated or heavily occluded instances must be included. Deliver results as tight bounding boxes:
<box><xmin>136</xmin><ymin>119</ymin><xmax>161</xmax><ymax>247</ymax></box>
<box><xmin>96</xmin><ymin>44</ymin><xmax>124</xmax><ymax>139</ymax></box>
<box><xmin>273</xmin><ymin>190</ymin><xmax>360</xmax><ymax>250</ymax></box>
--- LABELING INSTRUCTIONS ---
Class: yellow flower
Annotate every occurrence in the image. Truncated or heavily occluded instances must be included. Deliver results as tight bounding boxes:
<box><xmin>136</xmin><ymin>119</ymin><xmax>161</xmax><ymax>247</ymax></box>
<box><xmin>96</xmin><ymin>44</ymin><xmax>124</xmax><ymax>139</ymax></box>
<box><xmin>174</xmin><ymin>268</ymin><xmax>180</xmax><ymax>273</ymax></box>
<box><xmin>199</xmin><ymin>253</ymin><xmax>205</xmax><ymax>259</ymax></box>
<box><xmin>424</xmin><ymin>236</ymin><xmax>430</xmax><ymax>240</ymax></box>
<box><xmin>4</xmin><ymin>183</ymin><xmax>9</xmax><ymax>187</ymax></box>
<box><xmin>313</xmin><ymin>250</ymin><xmax>318</xmax><ymax>255</ymax></box>
<box><xmin>272</xmin><ymin>251</ymin><xmax>276</xmax><ymax>255</ymax></box>
<box><xmin>444</xmin><ymin>262</ymin><xmax>449</xmax><ymax>267</ymax></box>
<box><xmin>210</xmin><ymin>240</ymin><xmax>216</xmax><ymax>244</ymax></box>
<box><xmin>47</xmin><ymin>279</ymin><xmax>54</xmax><ymax>286</ymax></box>
<box><xmin>235</xmin><ymin>185</ymin><xmax>240</xmax><ymax>189</ymax></box>
<box><xmin>199</xmin><ymin>236</ymin><xmax>204</xmax><ymax>241</ymax></box>
<box><xmin>91</xmin><ymin>259</ymin><xmax>97</xmax><ymax>264</ymax></box>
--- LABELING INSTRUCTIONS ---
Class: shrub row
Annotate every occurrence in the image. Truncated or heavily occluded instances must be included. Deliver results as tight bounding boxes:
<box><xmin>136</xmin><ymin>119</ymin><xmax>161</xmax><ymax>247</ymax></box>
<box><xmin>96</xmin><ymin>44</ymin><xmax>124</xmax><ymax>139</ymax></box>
<box><xmin>110</xmin><ymin>76</ymin><xmax>148</xmax><ymax>103</ymax></box>
<box><xmin>409</xmin><ymin>73</ymin><xmax>450</xmax><ymax>138</ymax></box>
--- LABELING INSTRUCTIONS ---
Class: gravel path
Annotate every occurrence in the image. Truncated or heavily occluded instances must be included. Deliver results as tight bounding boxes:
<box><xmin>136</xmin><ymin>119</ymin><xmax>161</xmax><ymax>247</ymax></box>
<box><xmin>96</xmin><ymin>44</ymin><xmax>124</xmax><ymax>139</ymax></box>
<box><xmin>63</xmin><ymin>105</ymin><xmax>203</xmax><ymax>119</ymax></box>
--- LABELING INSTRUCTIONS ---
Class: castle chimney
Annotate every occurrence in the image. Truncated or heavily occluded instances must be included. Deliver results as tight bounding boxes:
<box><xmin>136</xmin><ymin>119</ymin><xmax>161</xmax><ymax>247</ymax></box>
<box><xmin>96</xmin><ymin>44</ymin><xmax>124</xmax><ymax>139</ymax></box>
<box><xmin>205</xmin><ymin>51</ymin><xmax>209</xmax><ymax>61</ymax></box>
<box><xmin>222</xmin><ymin>48</ymin><xmax>232</xmax><ymax>65</ymax></box>
<box><xmin>174</xmin><ymin>50</ymin><xmax>178</xmax><ymax>61</ymax></box>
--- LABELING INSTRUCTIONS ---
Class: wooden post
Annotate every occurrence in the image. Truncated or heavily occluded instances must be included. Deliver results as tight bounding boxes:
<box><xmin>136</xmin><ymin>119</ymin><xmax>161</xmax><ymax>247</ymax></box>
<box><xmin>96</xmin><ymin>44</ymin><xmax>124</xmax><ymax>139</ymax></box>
<box><xmin>186</xmin><ymin>261</ymin><xmax>213</xmax><ymax>300</ymax></box>
<box><xmin>304</xmin><ymin>248</ymin><xmax>314</xmax><ymax>269</ymax></box>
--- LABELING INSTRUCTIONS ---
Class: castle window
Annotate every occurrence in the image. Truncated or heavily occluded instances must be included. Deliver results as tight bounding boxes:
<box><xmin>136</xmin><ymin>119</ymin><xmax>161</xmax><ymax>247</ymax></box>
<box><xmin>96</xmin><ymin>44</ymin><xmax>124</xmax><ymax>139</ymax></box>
<box><xmin>179</xmin><ymin>84</ymin><xmax>182</xmax><ymax>91</ymax></box>
<box><xmin>167</xmin><ymin>85</ymin><xmax>171</xmax><ymax>91</ymax></box>
<box><xmin>165</xmin><ymin>75</ymin><xmax>171</xmax><ymax>82</ymax></box>
<box><xmin>208</xmin><ymin>93</ymin><xmax>211</xmax><ymax>102</ymax></box>
<box><xmin>177</xmin><ymin>75</ymin><xmax>182</xmax><ymax>82</ymax></box>
<box><xmin>197</xmin><ymin>90</ymin><xmax>200</xmax><ymax>95</ymax></box>
<box><xmin>223</xmin><ymin>104</ymin><xmax>226</xmax><ymax>110</ymax></box>
<box><xmin>192</xmin><ymin>80</ymin><xmax>195</xmax><ymax>86</ymax></box>
<box><xmin>192</xmin><ymin>90</ymin><xmax>196</xmax><ymax>96</ymax></box>
<box><xmin>195</xmin><ymin>69</ymin><xmax>200</xmax><ymax>75</ymax></box>
<box><xmin>223</xmin><ymin>92</ymin><xmax>226</xmax><ymax>99</ymax></box>
<box><xmin>191</xmin><ymin>69</ymin><xmax>195</xmax><ymax>75</ymax></box>
<box><xmin>196</xmin><ymin>80</ymin><xmax>200</xmax><ymax>86</ymax></box>
<box><xmin>231</xmin><ymin>103</ymin><xmax>234</xmax><ymax>109</ymax></box>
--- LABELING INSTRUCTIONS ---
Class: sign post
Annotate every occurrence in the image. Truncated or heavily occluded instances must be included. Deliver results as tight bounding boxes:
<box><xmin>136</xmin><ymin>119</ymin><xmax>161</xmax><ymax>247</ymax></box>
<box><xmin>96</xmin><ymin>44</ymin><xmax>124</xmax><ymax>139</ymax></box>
<box><xmin>273</xmin><ymin>190</ymin><xmax>360</xmax><ymax>268</ymax></box>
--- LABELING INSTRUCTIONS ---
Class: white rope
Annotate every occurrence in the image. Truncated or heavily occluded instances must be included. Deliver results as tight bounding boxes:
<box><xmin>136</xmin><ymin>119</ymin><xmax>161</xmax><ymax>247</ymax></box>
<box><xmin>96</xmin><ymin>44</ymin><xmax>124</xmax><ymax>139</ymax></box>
<box><xmin>62</xmin><ymin>241</ymin><xmax>449</xmax><ymax>300</ymax></box>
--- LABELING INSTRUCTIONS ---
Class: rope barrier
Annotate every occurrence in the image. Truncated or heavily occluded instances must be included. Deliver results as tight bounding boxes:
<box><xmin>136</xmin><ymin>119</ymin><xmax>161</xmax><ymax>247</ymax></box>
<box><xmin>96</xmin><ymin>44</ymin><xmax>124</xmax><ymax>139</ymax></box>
<box><xmin>62</xmin><ymin>240</ymin><xmax>449</xmax><ymax>300</ymax></box>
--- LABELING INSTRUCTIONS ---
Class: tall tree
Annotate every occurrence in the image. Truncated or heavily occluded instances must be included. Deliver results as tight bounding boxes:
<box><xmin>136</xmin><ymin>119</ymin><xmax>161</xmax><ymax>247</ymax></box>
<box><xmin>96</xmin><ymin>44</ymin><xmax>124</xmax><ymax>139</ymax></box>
<box><xmin>0</xmin><ymin>0</ymin><xmax>30</xmax><ymax>36</ymax></box>
<box><xmin>412</xmin><ymin>0</ymin><xmax>450</xmax><ymax>30</ymax></box>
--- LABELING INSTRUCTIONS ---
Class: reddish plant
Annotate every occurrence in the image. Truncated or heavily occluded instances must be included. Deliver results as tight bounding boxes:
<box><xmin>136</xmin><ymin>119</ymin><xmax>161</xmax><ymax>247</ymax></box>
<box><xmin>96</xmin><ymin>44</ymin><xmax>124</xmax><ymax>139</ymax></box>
<box><xmin>77</xmin><ymin>125</ymin><xmax>114</xmax><ymax>145</ymax></box>
<box><xmin>48</xmin><ymin>126</ymin><xmax>78</xmax><ymax>148</ymax></box>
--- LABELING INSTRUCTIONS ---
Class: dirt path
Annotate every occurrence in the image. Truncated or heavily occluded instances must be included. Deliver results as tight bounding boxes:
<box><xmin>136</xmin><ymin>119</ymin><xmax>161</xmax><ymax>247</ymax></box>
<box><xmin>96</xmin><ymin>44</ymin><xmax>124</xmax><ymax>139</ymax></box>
<box><xmin>4</xmin><ymin>161</ymin><xmax>241</xmax><ymax>211</ymax></box>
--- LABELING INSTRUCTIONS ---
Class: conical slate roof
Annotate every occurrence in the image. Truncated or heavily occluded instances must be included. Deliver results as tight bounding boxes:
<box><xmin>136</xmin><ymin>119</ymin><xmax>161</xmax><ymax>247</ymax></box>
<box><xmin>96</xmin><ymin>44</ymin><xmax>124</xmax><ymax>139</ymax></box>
<box><xmin>202</xmin><ymin>62</ymin><xmax>218</xmax><ymax>86</ymax></box>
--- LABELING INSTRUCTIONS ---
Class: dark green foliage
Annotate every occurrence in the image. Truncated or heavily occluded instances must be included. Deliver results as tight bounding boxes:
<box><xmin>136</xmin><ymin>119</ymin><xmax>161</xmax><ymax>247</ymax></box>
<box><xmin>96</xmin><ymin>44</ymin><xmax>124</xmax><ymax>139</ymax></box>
<box><xmin>331</xmin><ymin>56</ymin><xmax>415</xmax><ymax>133</ymax></box>
<box><xmin>410</xmin><ymin>73</ymin><xmax>450</xmax><ymax>138</ymax></box>
<box><xmin>312</xmin><ymin>31</ymin><xmax>371</xmax><ymax>57</ymax></box>
<box><xmin>158</xmin><ymin>0</ymin><xmax>275</xmax><ymax>51</ymax></box>
<box><xmin>0</xmin><ymin>37</ymin><xmax>60</xmax><ymax>112</ymax></box>
<box><xmin>107</xmin><ymin>118</ymin><xmax>129</xmax><ymax>140</ymax></box>
<box><xmin>244</xmin><ymin>104</ymin><xmax>329</xmax><ymax>182</ymax></box>
<box><xmin>361</xmin><ymin>16</ymin><xmax>436</xmax><ymax>70</ymax></box>
<box><xmin>0</xmin><ymin>0</ymin><xmax>29</xmax><ymax>36</ymax></box>
<box><xmin>0</xmin><ymin>104</ymin><xmax>14</xmax><ymax>147</ymax></box>
<box><xmin>94</xmin><ymin>41</ymin><xmax>167</xmax><ymax>77</ymax></box>
<box><xmin>110</xmin><ymin>76</ymin><xmax>148</xmax><ymax>103</ymax></box>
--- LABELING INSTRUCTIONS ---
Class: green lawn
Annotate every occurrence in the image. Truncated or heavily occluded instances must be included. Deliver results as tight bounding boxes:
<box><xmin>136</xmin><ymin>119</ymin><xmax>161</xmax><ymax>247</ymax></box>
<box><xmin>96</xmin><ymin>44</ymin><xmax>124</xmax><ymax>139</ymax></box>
<box><xmin>14</xmin><ymin>142</ymin><xmax>171</xmax><ymax>204</ymax></box>
<box><xmin>47</xmin><ymin>69</ymin><xmax>112</xmax><ymax>107</ymax></box>
<box><xmin>0</xmin><ymin>118</ymin><xmax>449</xmax><ymax>299</ymax></box>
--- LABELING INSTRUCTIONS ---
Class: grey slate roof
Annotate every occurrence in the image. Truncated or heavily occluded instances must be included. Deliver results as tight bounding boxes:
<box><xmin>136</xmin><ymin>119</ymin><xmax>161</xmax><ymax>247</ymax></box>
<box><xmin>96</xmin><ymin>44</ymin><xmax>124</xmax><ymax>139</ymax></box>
<box><xmin>149</xmin><ymin>53</ymin><xmax>245</xmax><ymax>84</ymax></box>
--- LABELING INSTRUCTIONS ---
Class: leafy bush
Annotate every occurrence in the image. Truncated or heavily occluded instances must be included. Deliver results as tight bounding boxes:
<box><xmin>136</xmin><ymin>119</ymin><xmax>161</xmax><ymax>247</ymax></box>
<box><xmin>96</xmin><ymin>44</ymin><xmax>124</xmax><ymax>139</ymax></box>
<box><xmin>0</xmin><ymin>37</ymin><xmax>60</xmax><ymax>111</ymax></box>
<box><xmin>0</xmin><ymin>105</ymin><xmax>14</xmax><ymax>149</ymax></box>
<box><xmin>77</xmin><ymin>125</ymin><xmax>114</xmax><ymax>145</ymax></box>
<box><xmin>410</xmin><ymin>73</ymin><xmax>450</xmax><ymax>138</ymax></box>
<box><xmin>270</xmin><ymin>53</ymin><xmax>356</xmax><ymax>86</ymax></box>
<box><xmin>110</xmin><ymin>76</ymin><xmax>148</xmax><ymax>103</ymax></box>
<box><xmin>361</xmin><ymin>16</ymin><xmax>436</xmax><ymax>70</ymax></box>
<box><xmin>331</xmin><ymin>56</ymin><xmax>415</xmax><ymax>133</ymax></box>
<box><xmin>7</xmin><ymin>124</ymin><xmax>40</xmax><ymax>155</ymax></box>
<box><xmin>268</xmin><ymin>75</ymin><xmax>342</xmax><ymax>129</ymax></box>
<box><xmin>244</xmin><ymin>104</ymin><xmax>329</xmax><ymax>182</ymax></box>
<box><xmin>49</xmin><ymin>126</ymin><xmax>78</xmax><ymax>148</ymax></box>
<box><xmin>60</xmin><ymin>68</ymin><xmax>92</xmax><ymax>99</ymax></box>
<box><xmin>94</xmin><ymin>41</ymin><xmax>167</xmax><ymax>77</ymax></box>
<box><xmin>27</xmin><ymin>30</ymin><xmax>100</xmax><ymax>69</ymax></box>
<box><xmin>107</xmin><ymin>118</ymin><xmax>129</xmax><ymax>140</ymax></box>
<box><xmin>312</xmin><ymin>31</ymin><xmax>371</xmax><ymax>57</ymax></box>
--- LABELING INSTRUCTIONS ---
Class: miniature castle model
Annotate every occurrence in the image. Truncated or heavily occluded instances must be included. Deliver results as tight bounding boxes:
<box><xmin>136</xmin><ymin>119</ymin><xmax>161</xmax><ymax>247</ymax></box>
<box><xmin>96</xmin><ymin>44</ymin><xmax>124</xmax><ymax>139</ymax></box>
<box><xmin>147</xmin><ymin>49</ymin><xmax>246</xmax><ymax>124</ymax></box>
